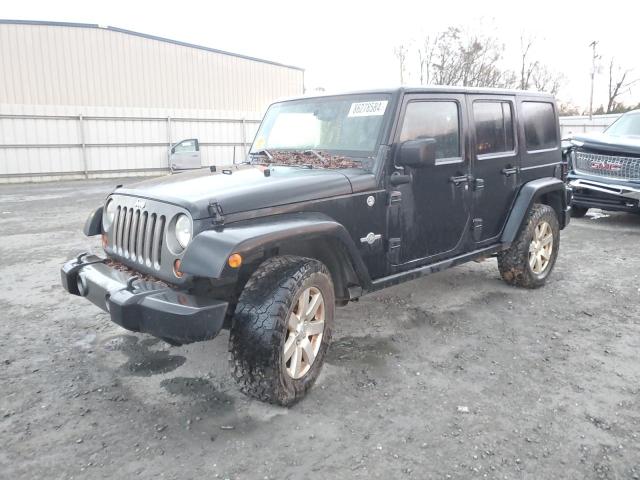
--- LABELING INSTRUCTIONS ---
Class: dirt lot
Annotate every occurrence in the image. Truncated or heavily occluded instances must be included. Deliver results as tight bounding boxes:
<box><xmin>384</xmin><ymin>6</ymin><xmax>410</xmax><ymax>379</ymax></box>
<box><xmin>1</xmin><ymin>178</ymin><xmax>639</xmax><ymax>480</ymax></box>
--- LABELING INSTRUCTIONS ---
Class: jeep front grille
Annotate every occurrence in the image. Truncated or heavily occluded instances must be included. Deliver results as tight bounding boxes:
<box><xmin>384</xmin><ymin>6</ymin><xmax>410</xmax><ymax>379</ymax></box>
<box><xmin>111</xmin><ymin>205</ymin><xmax>166</xmax><ymax>270</ymax></box>
<box><xmin>574</xmin><ymin>151</ymin><xmax>640</xmax><ymax>181</ymax></box>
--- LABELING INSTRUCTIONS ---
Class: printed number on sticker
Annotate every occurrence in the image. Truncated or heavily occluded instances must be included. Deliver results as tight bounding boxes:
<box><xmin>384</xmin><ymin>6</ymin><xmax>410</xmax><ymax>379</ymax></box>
<box><xmin>348</xmin><ymin>101</ymin><xmax>388</xmax><ymax>117</ymax></box>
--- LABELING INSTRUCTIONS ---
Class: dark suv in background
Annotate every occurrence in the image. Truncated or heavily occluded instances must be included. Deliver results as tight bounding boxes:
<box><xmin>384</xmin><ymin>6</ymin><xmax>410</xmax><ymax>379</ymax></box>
<box><xmin>567</xmin><ymin>109</ymin><xmax>640</xmax><ymax>217</ymax></box>
<box><xmin>61</xmin><ymin>87</ymin><xmax>570</xmax><ymax>405</ymax></box>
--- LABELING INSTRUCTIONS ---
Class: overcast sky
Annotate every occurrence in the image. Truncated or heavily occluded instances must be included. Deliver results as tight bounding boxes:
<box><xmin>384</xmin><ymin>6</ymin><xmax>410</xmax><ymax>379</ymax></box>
<box><xmin>3</xmin><ymin>0</ymin><xmax>638</xmax><ymax>110</ymax></box>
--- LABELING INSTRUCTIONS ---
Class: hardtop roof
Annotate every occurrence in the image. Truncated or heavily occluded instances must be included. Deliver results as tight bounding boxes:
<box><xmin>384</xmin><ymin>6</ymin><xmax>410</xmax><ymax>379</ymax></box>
<box><xmin>284</xmin><ymin>86</ymin><xmax>555</xmax><ymax>102</ymax></box>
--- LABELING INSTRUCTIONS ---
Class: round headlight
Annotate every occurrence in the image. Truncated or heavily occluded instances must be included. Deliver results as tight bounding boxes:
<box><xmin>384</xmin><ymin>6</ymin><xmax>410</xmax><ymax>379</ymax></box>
<box><xmin>102</xmin><ymin>199</ymin><xmax>116</xmax><ymax>231</ymax></box>
<box><xmin>174</xmin><ymin>214</ymin><xmax>192</xmax><ymax>249</ymax></box>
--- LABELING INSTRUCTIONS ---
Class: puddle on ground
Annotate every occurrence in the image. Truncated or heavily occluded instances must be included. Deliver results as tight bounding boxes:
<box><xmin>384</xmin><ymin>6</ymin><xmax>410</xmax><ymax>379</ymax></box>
<box><xmin>102</xmin><ymin>334</ymin><xmax>186</xmax><ymax>376</ymax></box>
<box><xmin>161</xmin><ymin>376</ymin><xmax>235</xmax><ymax>407</ymax></box>
<box><xmin>326</xmin><ymin>335</ymin><xmax>397</xmax><ymax>366</ymax></box>
<box><xmin>159</xmin><ymin>376</ymin><xmax>265</xmax><ymax>434</ymax></box>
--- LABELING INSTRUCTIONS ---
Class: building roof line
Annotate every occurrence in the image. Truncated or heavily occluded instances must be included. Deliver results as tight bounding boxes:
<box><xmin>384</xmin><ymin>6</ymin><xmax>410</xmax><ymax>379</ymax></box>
<box><xmin>0</xmin><ymin>19</ymin><xmax>305</xmax><ymax>71</ymax></box>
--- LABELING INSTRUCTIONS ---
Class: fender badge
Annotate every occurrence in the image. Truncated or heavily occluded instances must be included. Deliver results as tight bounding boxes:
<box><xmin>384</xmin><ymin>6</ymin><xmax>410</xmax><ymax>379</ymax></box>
<box><xmin>134</xmin><ymin>199</ymin><xmax>146</xmax><ymax>209</ymax></box>
<box><xmin>360</xmin><ymin>232</ymin><xmax>382</xmax><ymax>245</ymax></box>
<box><xmin>366</xmin><ymin>195</ymin><xmax>375</xmax><ymax>207</ymax></box>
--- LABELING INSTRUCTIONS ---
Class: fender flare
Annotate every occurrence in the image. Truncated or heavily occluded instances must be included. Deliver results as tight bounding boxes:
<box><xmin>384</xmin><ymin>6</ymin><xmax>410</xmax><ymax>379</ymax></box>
<box><xmin>83</xmin><ymin>206</ymin><xmax>103</xmax><ymax>236</ymax></box>
<box><xmin>180</xmin><ymin>212</ymin><xmax>372</xmax><ymax>287</ymax></box>
<box><xmin>501</xmin><ymin>177</ymin><xmax>569</xmax><ymax>244</ymax></box>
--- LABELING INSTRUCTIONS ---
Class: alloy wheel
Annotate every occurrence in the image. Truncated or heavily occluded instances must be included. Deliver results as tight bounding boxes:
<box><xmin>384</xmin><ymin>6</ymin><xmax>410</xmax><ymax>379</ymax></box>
<box><xmin>283</xmin><ymin>286</ymin><xmax>325</xmax><ymax>379</ymax></box>
<box><xmin>528</xmin><ymin>221</ymin><xmax>554</xmax><ymax>274</ymax></box>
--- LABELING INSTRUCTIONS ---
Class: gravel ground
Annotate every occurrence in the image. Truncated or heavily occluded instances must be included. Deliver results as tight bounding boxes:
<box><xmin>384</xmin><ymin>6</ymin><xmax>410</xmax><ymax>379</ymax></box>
<box><xmin>1</xmin><ymin>178</ymin><xmax>639</xmax><ymax>480</ymax></box>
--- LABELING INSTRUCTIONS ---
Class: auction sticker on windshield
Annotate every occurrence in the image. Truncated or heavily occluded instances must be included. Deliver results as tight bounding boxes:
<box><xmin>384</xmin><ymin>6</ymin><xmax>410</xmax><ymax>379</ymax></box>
<box><xmin>348</xmin><ymin>101</ymin><xmax>388</xmax><ymax>117</ymax></box>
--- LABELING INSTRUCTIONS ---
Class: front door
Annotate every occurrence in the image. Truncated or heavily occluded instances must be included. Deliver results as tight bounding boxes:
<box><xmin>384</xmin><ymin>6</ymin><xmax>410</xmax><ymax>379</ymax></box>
<box><xmin>170</xmin><ymin>138</ymin><xmax>201</xmax><ymax>171</ymax></box>
<box><xmin>467</xmin><ymin>95</ymin><xmax>520</xmax><ymax>243</ymax></box>
<box><xmin>393</xmin><ymin>94</ymin><xmax>471</xmax><ymax>265</ymax></box>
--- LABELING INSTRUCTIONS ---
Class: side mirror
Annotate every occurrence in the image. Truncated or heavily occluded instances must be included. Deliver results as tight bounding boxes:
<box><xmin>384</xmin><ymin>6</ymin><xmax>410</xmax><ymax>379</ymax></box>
<box><xmin>397</xmin><ymin>138</ymin><xmax>436</xmax><ymax>168</ymax></box>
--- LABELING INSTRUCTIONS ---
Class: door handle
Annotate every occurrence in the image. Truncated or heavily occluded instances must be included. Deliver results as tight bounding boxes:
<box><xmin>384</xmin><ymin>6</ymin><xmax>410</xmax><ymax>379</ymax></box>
<box><xmin>449</xmin><ymin>175</ymin><xmax>470</xmax><ymax>186</ymax></box>
<box><xmin>501</xmin><ymin>166</ymin><xmax>519</xmax><ymax>177</ymax></box>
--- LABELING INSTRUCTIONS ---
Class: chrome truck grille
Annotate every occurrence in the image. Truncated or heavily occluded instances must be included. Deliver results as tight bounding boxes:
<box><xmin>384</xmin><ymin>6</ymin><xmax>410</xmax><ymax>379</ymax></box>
<box><xmin>574</xmin><ymin>151</ymin><xmax>640</xmax><ymax>181</ymax></box>
<box><xmin>111</xmin><ymin>205</ymin><xmax>166</xmax><ymax>269</ymax></box>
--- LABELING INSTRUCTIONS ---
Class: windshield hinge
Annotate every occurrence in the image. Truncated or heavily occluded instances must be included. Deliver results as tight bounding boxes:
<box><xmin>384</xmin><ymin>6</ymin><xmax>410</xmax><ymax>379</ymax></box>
<box><xmin>208</xmin><ymin>201</ymin><xmax>225</xmax><ymax>228</ymax></box>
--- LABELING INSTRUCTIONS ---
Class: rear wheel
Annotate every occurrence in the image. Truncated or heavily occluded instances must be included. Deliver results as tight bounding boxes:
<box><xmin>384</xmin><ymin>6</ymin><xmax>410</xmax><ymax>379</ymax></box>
<box><xmin>498</xmin><ymin>203</ymin><xmax>560</xmax><ymax>288</ymax></box>
<box><xmin>571</xmin><ymin>206</ymin><xmax>589</xmax><ymax>218</ymax></box>
<box><xmin>229</xmin><ymin>256</ymin><xmax>334</xmax><ymax>406</ymax></box>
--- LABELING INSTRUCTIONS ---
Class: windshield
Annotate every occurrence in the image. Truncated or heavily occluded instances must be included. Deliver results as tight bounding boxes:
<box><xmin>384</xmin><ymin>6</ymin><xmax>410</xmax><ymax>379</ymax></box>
<box><xmin>250</xmin><ymin>94</ymin><xmax>391</xmax><ymax>166</ymax></box>
<box><xmin>605</xmin><ymin>112</ymin><xmax>640</xmax><ymax>137</ymax></box>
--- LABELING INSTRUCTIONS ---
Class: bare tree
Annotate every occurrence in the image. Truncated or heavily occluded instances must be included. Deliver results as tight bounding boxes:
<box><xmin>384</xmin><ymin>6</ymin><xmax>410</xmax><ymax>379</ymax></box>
<box><xmin>417</xmin><ymin>37</ymin><xmax>434</xmax><ymax>85</ymax></box>
<box><xmin>518</xmin><ymin>36</ymin><xmax>563</xmax><ymax>94</ymax></box>
<box><xmin>404</xmin><ymin>27</ymin><xmax>562</xmax><ymax>92</ymax></box>
<box><xmin>558</xmin><ymin>102</ymin><xmax>580</xmax><ymax>116</ymax></box>
<box><xmin>606</xmin><ymin>58</ymin><xmax>640</xmax><ymax>113</ymax></box>
<box><xmin>531</xmin><ymin>64</ymin><xmax>563</xmax><ymax>95</ymax></box>
<box><xmin>414</xmin><ymin>28</ymin><xmax>529</xmax><ymax>89</ymax></box>
<box><xmin>426</xmin><ymin>27</ymin><xmax>509</xmax><ymax>88</ymax></box>
<box><xmin>519</xmin><ymin>36</ymin><xmax>537</xmax><ymax>90</ymax></box>
<box><xmin>394</xmin><ymin>45</ymin><xmax>408</xmax><ymax>84</ymax></box>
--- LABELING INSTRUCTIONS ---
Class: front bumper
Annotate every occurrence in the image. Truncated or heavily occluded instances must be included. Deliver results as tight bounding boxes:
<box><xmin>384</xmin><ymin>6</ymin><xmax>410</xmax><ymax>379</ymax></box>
<box><xmin>568</xmin><ymin>177</ymin><xmax>640</xmax><ymax>213</ymax></box>
<box><xmin>61</xmin><ymin>254</ymin><xmax>228</xmax><ymax>345</ymax></box>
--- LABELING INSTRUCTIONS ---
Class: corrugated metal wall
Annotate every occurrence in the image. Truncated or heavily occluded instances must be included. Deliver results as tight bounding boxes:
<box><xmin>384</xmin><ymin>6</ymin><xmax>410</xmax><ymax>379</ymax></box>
<box><xmin>0</xmin><ymin>106</ymin><xmax>261</xmax><ymax>182</ymax></box>
<box><xmin>0</xmin><ymin>21</ymin><xmax>304</xmax><ymax>182</ymax></box>
<box><xmin>559</xmin><ymin>114</ymin><xmax>621</xmax><ymax>137</ymax></box>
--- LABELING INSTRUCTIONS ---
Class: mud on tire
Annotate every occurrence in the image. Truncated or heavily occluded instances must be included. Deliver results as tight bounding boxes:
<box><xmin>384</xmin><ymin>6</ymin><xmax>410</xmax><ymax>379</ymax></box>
<box><xmin>229</xmin><ymin>255</ymin><xmax>334</xmax><ymax>406</ymax></box>
<box><xmin>497</xmin><ymin>203</ymin><xmax>560</xmax><ymax>289</ymax></box>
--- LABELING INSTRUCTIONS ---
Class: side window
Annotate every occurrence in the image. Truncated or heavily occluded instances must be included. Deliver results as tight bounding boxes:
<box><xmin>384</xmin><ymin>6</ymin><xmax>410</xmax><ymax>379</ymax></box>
<box><xmin>173</xmin><ymin>139</ymin><xmax>198</xmax><ymax>153</ymax></box>
<box><xmin>399</xmin><ymin>101</ymin><xmax>461</xmax><ymax>161</ymax></box>
<box><xmin>473</xmin><ymin>101</ymin><xmax>514</xmax><ymax>155</ymax></box>
<box><xmin>522</xmin><ymin>102</ymin><xmax>558</xmax><ymax>151</ymax></box>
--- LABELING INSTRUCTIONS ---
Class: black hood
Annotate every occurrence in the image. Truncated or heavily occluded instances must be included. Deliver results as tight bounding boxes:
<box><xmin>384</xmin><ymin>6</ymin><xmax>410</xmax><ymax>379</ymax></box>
<box><xmin>115</xmin><ymin>165</ymin><xmax>356</xmax><ymax>219</ymax></box>
<box><xmin>571</xmin><ymin>132</ymin><xmax>640</xmax><ymax>156</ymax></box>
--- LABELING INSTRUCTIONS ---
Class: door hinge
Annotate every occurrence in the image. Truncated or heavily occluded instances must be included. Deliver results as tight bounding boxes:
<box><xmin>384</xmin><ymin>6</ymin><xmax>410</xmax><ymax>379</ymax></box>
<box><xmin>387</xmin><ymin>190</ymin><xmax>402</xmax><ymax>205</ymax></box>
<box><xmin>471</xmin><ymin>218</ymin><xmax>483</xmax><ymax>242</ymax></box>
<box><xmin>387</xmin><ymin>237</ymin><xmax>401</xmax><ymax>264</ymax></box>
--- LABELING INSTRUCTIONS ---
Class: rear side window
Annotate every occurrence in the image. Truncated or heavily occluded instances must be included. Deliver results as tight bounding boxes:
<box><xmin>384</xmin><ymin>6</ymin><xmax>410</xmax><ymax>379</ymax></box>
<box><xmin>473</xmin><ymin>101</ymin><xmax>515</xmax><ymax>155</ymax></box>
<box><xmin>399</xmin><ymin>101</ymin><xmax>461</xmax><ymax>160</ymax></box>
<box><xmin>522</xmin><ymin>102</ymin><xmax>558</xmax><ymax>151</ymax></box>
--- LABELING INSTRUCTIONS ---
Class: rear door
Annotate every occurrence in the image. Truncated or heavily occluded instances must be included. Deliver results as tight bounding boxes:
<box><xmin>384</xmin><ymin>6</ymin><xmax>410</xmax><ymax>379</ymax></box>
<box><xmin>468</xmin><ymin>95</ymin><xmax>520</xmax><ymax>244</ymax></box>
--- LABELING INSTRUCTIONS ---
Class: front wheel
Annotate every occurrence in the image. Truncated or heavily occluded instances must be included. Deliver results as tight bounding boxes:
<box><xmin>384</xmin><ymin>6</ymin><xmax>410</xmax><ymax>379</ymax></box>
<box><xmin>497</xmin><ymin>203</ymin><xmax>560</xmax><ymax>289</ymax></box>
<box><xmin>229</xmin><ymin>256</ymin><xmax>334</xmax><ymax>406</ymax></box>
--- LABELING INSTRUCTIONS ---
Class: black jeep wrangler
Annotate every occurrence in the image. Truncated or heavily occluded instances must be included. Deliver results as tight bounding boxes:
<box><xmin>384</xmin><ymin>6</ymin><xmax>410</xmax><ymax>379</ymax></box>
<box><xmin>61</xmin><ymin>88</ymin><xmax>571</xmax><ymax>405</ymax></box>
<box><xmin>567</xmin><ymin>109</ymin><xmax>640</xmax><ymax>217</ymax></box>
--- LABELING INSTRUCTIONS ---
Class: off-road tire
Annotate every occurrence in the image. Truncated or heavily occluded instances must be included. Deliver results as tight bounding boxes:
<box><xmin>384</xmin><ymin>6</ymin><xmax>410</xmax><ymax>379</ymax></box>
<box><xmin>229</xmin><ymin>256</ymin><xmax>334</xmax><ymax>406</ymax></box>
<box><xmin>497</xmin><ymin>203</ymin><xmax>560</xmax><ymax>289</ymax></box>
<box><xmin>571</xmin><ymin>206</ymin><xmax>589</xmax><ymax>218</ymax></box>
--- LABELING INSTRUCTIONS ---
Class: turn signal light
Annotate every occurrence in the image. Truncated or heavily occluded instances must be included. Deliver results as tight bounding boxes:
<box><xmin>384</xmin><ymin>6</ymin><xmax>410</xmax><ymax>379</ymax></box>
<box><xmin>228</xmin><ymin>253</ymin><xmax>242</xmax><ymax>269</ymax></box>
<box><xmin>173</xmin><ymin>259</ymin><xmax>184</xmax><ymax>278</ymax></box>
<box><xmin>101</xmin><ymin>233</ymin><xmax>108</xmax><ymax>249</ymax></box>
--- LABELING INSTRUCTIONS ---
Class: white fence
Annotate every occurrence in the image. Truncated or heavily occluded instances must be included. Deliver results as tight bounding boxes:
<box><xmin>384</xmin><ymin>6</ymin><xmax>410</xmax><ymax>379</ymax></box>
<box><xmin>1</xmin><ymin>109</ymin><xmax>626</xmax><ymax>183</ymax></box>
<box><xmin>0</xmin><ymin>108</ymin><xmax>261</xmax><ymax>183</ymax></box>
<box><xmin>559</xmin><ymin>113</ymin><xmax>621</xmax><ymax>138</ymax></box>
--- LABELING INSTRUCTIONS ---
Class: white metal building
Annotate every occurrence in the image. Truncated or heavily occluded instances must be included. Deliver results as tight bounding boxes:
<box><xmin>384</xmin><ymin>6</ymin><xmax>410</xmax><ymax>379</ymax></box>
<box><xmin>0</xmin><ymin>20</ymin><xmax>304</xmax><ymax>182</ymax></box>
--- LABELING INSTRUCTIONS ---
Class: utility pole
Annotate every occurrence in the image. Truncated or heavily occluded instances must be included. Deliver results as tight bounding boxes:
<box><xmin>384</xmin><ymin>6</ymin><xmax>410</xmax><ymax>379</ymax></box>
<box><xmin>589</xmin><ymin>40</ymin><xmax>598</xmax><ymax>120</ymax></box>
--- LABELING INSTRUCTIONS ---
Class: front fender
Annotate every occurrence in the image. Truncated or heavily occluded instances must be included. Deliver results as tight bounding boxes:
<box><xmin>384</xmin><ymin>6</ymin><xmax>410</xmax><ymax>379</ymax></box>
<box><xmin>180</xmin><ymin>212</ymin><xmax>371</xmax><ymax>286</ymax></box>
<box><xmin>501</xmin><ymin>177</ymin><xmax>569</xmax><ymax>244</ymax></box>
<box><xmin>83</xmin><ymin>206</ymin><xmax>103</xmax><ymax>236</ymax></box>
